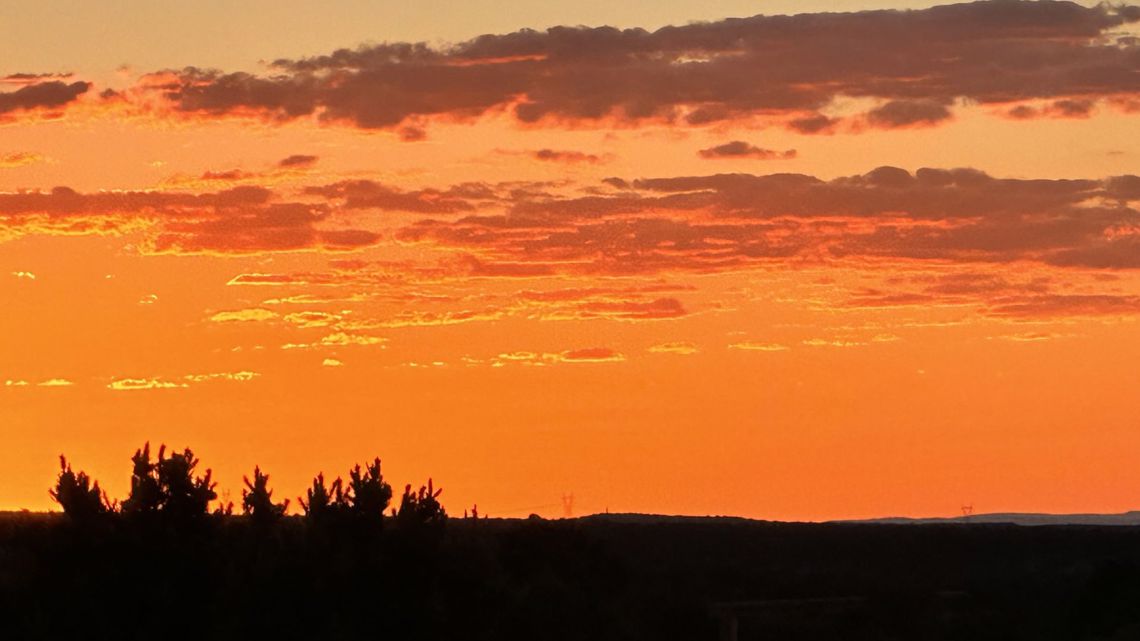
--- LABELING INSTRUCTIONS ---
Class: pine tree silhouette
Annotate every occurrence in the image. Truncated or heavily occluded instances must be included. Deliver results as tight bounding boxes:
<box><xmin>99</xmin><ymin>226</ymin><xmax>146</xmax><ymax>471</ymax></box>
<box><xmin>347</xmin><ymin>458</ymin><xmax>392</xmax><ymax>525</ymax></box>
<box><xmin>299</xmin><ymin>472</ymin><xmax>347</xmax><ymax>522</ymax></box>
<box><xmin>120</xmin><ymin>443</ymin><xmax>216</xmax><ymax>518</ymax></box>
<box><xmin>397</xmin><ymin>478</ymin><xmax>447</xmax><ymax>527</ymax></box>
<box><xmin>120</xmin><ymin>442</ymin><xmax>162</xmax><ymax>515</ymax></box>
<box><xmin>242</xmin><ymin>466</ymin><xmax>288</xmax><ymax>525</ymax></box>
<box><xmin>49</xmin><ymin>455</ymin><xmax>111</xmax><ymax>520</ymax></box>
<box><xmin>158</xmin><ymin>446</ymin><xmax>216</xmax><ymax>518</ymax></box>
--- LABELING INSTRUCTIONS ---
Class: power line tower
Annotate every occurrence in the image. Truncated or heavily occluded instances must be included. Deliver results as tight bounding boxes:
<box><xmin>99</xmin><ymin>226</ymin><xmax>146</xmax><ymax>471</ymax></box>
<box><xmin>961</xmin><ymin>504</ymin><xmax>974</xmax><ymax>518</ymax></box>
<box><xmin>562</xmin><ymin>492</ymin><xmax>574</xmax><ymax>518</ymax></box>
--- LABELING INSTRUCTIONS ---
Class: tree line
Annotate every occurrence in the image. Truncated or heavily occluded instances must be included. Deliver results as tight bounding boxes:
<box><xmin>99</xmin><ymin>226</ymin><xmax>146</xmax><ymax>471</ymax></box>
<box><xmin>50</xmin><ymin>443</ymin><xmax>448</xmax><ymax>528</ymax></box>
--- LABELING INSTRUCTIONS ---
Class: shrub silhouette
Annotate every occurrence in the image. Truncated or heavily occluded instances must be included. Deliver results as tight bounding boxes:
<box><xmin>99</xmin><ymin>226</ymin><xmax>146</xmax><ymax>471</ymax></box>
<box><xmin>347</xmin><ymin>458</ymin><xmax>392</xmax><ymax>524</ymax></box>
<box><xmin>242</xmin><ymin>466</ymin><xmax>288</xmax><ymax>525</ymax></box>
<box><xmin>397</xmin><ymin>478</ymin><xmax>447</xmax><ymax>527</ymax></box>
<box><xmin>120</xmin><ymin>443</ymin><xmax>216</xmax><ymax>518</ymax></box>
<box><xmin>49</xmin><ymin>455</ymin><xmax>111</xmax><ymax>520</ymax></box>
<box><xmin>299</xmin><ymin>472</ymin><xmax>347</xmax><ymax>522</ymax></box>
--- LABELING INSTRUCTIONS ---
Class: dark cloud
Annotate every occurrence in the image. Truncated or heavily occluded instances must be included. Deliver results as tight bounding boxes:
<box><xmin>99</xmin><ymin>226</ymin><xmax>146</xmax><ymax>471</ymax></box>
<box><xmin>625</xmin><ymin>167</ymin><xmax>1103</xmax><ymax>220</ymax></box>
<box><xmin>132</xmin><ymin>1</ymin><xmax>1140</xmax><ymax>131</ymax></box>
<box><xmin>841</xmin><ymin>290</ymin><xmax>939</xmax><ymax>308</ymax></box>
<box><xmin>0</xmin><ymin>185</ymin><xmax>378</xmax><ymax>254</ymax></box>
<box><xmin>698</xmin><ymin>141</ymin><xmax>796</xmax><ymax>160</ymax></box>
<box><xmin>787</xmin><ymin>114</ymin><xmax>839</xmax><ymax>134</ymax></box>
<box><xmin>1006</xmin><ymin>104</ymin><xmax>1039</xmax><ymax>120</ymax></box>
<box><xmin>987</xmin><ymin>294</ymin><xmax>1140</xmax><ymax>318</ymax></box>
<box><xmin>572</xmin><ymin>297</ymin><xmax>687</xmax><ymax>320</ymax></box>
<box><xmin>278</xmin><ymin>154</ymin><xmax>319</xmax><ymax>168</ymax></box>
<box><xmin>396</xmin><ymin>166</ymin><xmax>1140</xmax><ymax>274</ymax></box>
<box><xmin>839</xmin><ymin>272</ymin><xmax>1138</xmax><ymax>318</ymax></box>
<box><xmin>397</xmin><ymin>124</ymin><xmax>428</xmax><ymax>141</ymax></box>
<box><xmin>1</xmin><ymin>72</ymin><xmax>74</xmax><ymax>85</ymax></box>
<box><xmin>1051</xmin><ymin>98</ymin><xmax>1096</xmax><ymax>118</ymax></box>
<box><xmin>6</xmin><ymin>165</ymin><xmax>1140</xmax><ymax>278</ymax></box>
<box><xmin>200</xmin><ymin>169</ymin><xmax>252</xmax><ymax>181</ymax></box>
<box><xmin>1048</xmin><ymin>236</ymin><xmax>1140</xmax><ymax>269</ymax></box>
<box><xmin>865</xmin><ymin>99</ymin><xmax>953</xmax><ymax>128</ymax></box>
<box><xmin>1004</xmin><ymin>98</ymin><xmax>1099</xmax><ymax>120</ymax></box>
<box><xmin>152</xmin><ymin>202</ymin><xmax>380</xmax><ymax>254</ymax></box>
<box><xmin>530</xmin><ymin>149</ymin><xmax>608</xmax><ymax>164</ymax></box>
<box><xmin>303</xmin><ymin>180</ymin><xmax>484</xmax><ymax>213</ymax></box>
<box><xmin>0</xmin><ymin>81</ymin><xmax>90</xmax><ymax>116</ymax></box>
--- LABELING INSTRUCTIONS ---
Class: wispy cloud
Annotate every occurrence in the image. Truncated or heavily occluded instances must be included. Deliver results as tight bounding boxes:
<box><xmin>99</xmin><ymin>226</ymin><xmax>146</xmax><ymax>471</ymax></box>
<box><xmin>107</xmin><ymin>371</ymin><xmax>260</xmax><ymax>391</ymax></box>
<box><xmin>728</xmin><ymin>341</ymin><xmax>789</xmax><ymax>352</ymax></box>
<box><xmin>107</xmin><ymin>378</ymin><xmax>188</xmax><ymax>391</ymax></box>
<box><xmin>209</xmin><ymin>308</ymin><xmax>279</xmax><ymax>323</ymax></box>
<box><xmin>0</xmin><ymin>152</ymin><xmax>46</xmax><ymax>168</ymax></box>
<box><xmin>648</xmin><ymin>341</ymin><xmax>699</xmax><ymax>355</ymax></box>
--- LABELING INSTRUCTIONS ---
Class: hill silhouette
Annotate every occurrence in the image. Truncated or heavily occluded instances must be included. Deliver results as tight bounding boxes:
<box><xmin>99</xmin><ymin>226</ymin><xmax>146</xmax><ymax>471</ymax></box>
<box><xmin>5</xmin><ymin>445</ymin><xmax>1140</xmax><ymax>639</ymax></box>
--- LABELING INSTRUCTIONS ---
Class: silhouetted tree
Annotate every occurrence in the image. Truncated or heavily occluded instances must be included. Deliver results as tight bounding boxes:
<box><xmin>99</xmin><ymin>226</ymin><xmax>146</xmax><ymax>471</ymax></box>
<box><xmin>242</xmin><ymin>466</ymin><xmax>288</xmax><ymax>525</ymax></box>
<box><xmin>120</xmin><ymin>442</ymin><xmax>162</xmax><ymax>515</ymax></box>
<box><xmin>157</xmin><ymin>446</ymin><xmax>216</xmax><ymax>518</ymax></box>
<box><xmin>397</xmin><ymin>478</ymin><xmax>447</xmax><ymax>527</ymax></box>
<box><xmin>120</xmin><ymin>443</ymin><xmax>216</xmax><ymax>519</ymax></box>
<box><xmin>49</xmin><ymin>455</ymin><xmax>111</xmax><ymax>520</ymax></box>
<box><xmin>347</xmin><ymin>458</ymin><xmax>392</xmax><ymax>525</ymax></box>
<box><xmin>299</xmin><ymin>472</ymin><xmax>347</xmax><ymax>522</ymax></box>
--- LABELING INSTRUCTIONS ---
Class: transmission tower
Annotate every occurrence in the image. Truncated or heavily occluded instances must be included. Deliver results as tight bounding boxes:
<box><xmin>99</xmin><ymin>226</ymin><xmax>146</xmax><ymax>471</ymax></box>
<box><xmin>562</xmin><ymin>492</ymin><xmax>575</xmax><ymax>518</ymax></box>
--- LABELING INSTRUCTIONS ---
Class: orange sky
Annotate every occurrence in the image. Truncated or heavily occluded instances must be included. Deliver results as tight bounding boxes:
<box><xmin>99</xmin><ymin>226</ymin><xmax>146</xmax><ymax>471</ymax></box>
<box><xmin>2</xmin><ymin>0</ymin><xmax>1140</xmax><ymax>520</ymax></box>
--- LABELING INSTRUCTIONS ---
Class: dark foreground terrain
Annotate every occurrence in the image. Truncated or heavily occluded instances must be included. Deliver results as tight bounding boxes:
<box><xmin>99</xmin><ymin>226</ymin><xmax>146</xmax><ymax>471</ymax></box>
<box><xmin>4</xmin><ymin>512</ymin><xmax>1140</xmax><ymax>640</ymax></box>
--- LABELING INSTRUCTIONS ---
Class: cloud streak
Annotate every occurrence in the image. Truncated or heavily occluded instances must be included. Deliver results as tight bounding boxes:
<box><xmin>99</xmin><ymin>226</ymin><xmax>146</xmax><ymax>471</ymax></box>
<box><xmin>107</xmin><ymin>371</ymin><xmax>260</xmax><ymax>391</ymax></box>
<box><xmin>698</xmin><ymin>141</ymin><xmax>796</xmax><ymax>160</ymax></box>
<box><xmin>0</xmin><ymin>185</ymin><xmax>380</xmax><ymax>254</ymax></box>
<box><xmin>0</xmin><ymin>152</ymin><xmax>47</xmax><ymax>169</ymax></box>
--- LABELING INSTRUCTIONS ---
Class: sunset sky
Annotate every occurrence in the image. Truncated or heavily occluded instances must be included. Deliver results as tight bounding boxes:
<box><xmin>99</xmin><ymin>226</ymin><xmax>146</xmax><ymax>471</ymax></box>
<box><xmin>3</xmin><ymin>0</ymin><xmax>1139</xmax><ymax>520</ymax></box>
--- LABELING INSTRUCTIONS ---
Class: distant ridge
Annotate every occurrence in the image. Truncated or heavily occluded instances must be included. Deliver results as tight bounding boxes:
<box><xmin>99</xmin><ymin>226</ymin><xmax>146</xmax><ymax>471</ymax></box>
<box><xmin>10</xmin><ymin>510</ymin><xmax>1140</xmax><ymax>527</ymax></box>
<box><xmin>578</xmin><ymin>513</ymin><xmax>760</xmax><ymax>525</ymax></box>
<box><xmin>581</xmin><ymin>512</ymin><xmax>1140</xmax><ymax>527</ymax></box>
<box><xmin>834</xmin><ymin>511</ymin><xmax>1140</xmax><ymax>526</ymax></box>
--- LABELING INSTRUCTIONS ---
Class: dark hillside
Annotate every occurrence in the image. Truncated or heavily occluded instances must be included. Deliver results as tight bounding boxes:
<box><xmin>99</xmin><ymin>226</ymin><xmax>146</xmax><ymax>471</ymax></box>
<box><xmin>4</xmin><ymin>513</ymin><xmax>1140</xmax><ymax>639</ymax></box>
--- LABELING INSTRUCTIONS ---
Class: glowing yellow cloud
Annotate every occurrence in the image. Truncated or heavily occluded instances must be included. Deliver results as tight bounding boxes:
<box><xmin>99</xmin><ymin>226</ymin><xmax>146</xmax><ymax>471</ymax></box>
<box><xmin>209</xmin><ymin>309</ymin><xmax>279</xmax><ymax>323</ymax></box>
<box><xmin>728</xmin><ymin>341</ymin><xmax>789</xmax><ymax>351</ymax></box>
<box><xmin>38</xmin><ymin>378</ymin><xmax>74</xmax><ymax>387</ymax></box>
<box><xmin>802</xmin><ymin>338</ymin><xmax>866</xmax><ymax>348</ymax></box>
<box><xmin>107</xmin><ymin>378</ymin><xmax>188</xmax><ymax>391</ymax></box>
<box><xmin>648</xmin><ymin>341</ymin><xmax>699</xmax><ymax>355</ymax></box>
<box><xmin>183</xmin><ymin>371</ymin><xmax>260</xmax><ymax>383</ymax></box>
